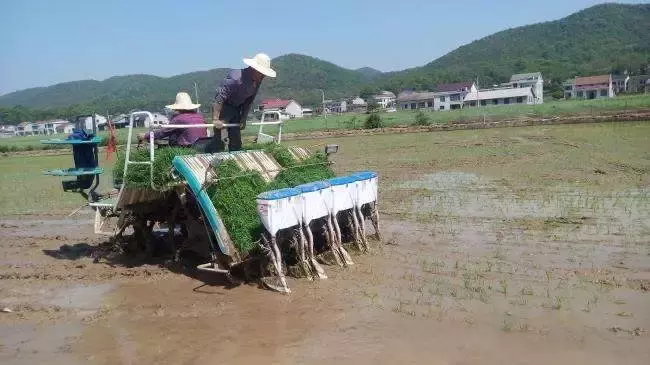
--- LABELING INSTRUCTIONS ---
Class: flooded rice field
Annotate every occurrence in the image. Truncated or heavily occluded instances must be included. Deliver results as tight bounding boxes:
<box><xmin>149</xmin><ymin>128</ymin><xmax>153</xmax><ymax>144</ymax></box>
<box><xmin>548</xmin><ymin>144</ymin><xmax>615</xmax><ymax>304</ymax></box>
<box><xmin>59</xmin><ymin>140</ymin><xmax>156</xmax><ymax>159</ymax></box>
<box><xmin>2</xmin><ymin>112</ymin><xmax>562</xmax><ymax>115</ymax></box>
<box><xmin>1</xmin><ymin>124</ymin><xmax>649</xmax><ymax>364</ymax></box>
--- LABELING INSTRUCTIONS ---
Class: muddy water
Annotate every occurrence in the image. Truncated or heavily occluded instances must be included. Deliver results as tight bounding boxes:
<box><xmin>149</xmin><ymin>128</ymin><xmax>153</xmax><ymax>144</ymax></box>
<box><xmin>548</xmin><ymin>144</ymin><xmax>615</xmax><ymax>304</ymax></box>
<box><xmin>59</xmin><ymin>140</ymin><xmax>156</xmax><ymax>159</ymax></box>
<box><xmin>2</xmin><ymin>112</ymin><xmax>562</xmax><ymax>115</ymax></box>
<box><xmin>0</xmin><ymin>281</ymin><xmax>115</xmax><ymax>365</ymax></box>
<box><xmin>1</xmin><ymin>171</ymin><xmax>649</xmax><ymax>364</ymax></box>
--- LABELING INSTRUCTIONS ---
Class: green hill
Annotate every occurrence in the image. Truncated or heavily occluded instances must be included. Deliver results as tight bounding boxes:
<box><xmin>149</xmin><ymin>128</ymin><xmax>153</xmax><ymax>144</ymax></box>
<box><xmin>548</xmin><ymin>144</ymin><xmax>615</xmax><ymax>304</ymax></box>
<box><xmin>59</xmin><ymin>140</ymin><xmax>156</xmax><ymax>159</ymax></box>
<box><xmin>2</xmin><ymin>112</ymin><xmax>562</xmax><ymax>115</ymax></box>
<box><xmin>0</xmin><ymin>54</ymin><xmax>370</xmax><ymax>119</ymax></box>
<box><xmin>375</xmin><ymin>3</ymin><xmax>650</xmax><ymax>91</ymax></box>
<box><xmin>0</xmin><ymin>3</ymin><xmax>648</xmax><ymax>123</ymax></box>
<box><xmin>355</xmin><ymin>67</ymin><xmax>384</xmax><ymax>80</ymax></box>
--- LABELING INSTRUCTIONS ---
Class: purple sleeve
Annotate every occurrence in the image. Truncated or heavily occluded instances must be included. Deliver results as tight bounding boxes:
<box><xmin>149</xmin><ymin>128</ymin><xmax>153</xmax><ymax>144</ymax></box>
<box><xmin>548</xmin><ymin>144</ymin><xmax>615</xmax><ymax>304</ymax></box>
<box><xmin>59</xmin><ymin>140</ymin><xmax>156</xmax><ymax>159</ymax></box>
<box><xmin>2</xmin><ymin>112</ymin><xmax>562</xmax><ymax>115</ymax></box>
<box><xmin>145</xmin><ymin>115</ymin><xmax>181</xmax><ymax>140</ymax></box>
<box><xmin>145</xmin><ymin>128</ymin><xmax>175</xmax><ymax>141</ymax></box>
<box><xmin>214</xmin><ymin>76</ymin><xmax>235</xmax><ymax>104</ymax></box>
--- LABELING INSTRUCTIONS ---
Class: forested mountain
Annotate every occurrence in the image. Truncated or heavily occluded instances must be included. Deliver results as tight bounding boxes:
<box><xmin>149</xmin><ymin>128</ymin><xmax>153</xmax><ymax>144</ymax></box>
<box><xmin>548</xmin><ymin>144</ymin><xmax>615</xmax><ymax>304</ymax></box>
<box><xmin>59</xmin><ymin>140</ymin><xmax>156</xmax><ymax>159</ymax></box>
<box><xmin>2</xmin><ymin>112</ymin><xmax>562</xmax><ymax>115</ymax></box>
<box><xmin>373</xmin><ymin>3</ymin><xmax>649</xmax><ymax>92</ymax></box>
<box><xmin>1</xmin><ymin>3</ymin><xmax>648</xmax><ymax>123</ymax></box>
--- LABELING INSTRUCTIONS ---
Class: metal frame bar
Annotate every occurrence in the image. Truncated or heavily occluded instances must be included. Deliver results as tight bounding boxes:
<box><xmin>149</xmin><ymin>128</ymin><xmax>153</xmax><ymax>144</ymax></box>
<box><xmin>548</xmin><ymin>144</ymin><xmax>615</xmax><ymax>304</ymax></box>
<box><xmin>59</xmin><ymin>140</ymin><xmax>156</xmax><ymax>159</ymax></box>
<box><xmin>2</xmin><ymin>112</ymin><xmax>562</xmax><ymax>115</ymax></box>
<box><xmin>121</xmin><ymin>111</ymin><xmax>286</xmax><ymax>191</ymax></box>
<box><xmin>257</xmin><ymin>111</ymin><xmax>284</xmax><ymax>143</ymax></box>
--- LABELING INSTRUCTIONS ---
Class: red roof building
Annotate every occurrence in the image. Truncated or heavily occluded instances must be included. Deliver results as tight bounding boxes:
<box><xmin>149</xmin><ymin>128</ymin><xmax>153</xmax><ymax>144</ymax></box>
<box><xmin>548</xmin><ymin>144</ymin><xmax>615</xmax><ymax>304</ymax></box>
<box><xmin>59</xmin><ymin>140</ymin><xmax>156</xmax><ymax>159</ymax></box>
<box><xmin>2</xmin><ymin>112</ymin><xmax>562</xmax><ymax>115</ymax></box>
<box><xmin>261</xmin><ymin>99</ymin><xmax>292</xmax><ymax>109</ymax></box>
<box><xmin>258</xmin><ymin>99</ymin><xmax>303</xmax><ymax>118</ymax></box>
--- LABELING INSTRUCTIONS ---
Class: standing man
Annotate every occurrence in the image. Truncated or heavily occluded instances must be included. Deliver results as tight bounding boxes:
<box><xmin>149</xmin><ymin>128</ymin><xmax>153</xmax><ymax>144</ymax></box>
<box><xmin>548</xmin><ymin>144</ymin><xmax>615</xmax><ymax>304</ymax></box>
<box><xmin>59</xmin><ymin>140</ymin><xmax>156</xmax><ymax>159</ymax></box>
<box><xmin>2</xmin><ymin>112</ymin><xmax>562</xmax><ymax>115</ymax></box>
<box><xmin>211</xmin><ymin>53</ymin><xmax>276</xmax><ymax>151</ymax></box>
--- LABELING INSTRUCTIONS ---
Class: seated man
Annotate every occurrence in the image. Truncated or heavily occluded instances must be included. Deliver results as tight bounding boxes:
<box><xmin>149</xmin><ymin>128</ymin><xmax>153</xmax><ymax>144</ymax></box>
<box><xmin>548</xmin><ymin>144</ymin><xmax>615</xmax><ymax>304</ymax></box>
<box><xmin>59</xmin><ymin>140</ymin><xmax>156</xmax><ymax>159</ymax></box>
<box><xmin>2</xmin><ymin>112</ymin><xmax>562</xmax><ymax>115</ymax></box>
<box><xmin>137</xmin><ymin>92</ymin><xmax>206</xmax><ymax>147</ymax></box>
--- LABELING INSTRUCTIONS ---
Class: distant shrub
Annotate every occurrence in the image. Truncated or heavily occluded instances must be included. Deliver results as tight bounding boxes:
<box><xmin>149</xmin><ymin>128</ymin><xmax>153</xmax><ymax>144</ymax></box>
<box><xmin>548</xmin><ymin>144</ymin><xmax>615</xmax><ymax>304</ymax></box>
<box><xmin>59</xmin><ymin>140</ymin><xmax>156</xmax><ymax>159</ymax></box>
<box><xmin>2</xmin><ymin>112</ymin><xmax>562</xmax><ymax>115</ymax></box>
<box><xmin>414</xmin><ymin>110</ymin><xmax>431</xmax><ymax>126</ymax></box>
<box><xmin>0</xmin><ymin>145</ymin><xmax>8</xmax><ymax>153</ymax></box>
<box><xmin>24</xmin><ymin>145</ymin><xmax>34</xmax><ymax>151</ymax></box>
<box><xmin>366</xmin><ymin>100</ymin><xmax>379</xmax><ymax>113</ymax></box>
<box><xmin>551</xmin><ymin>90</ymin><xmax>564</xmax><ymax>99</ymax></box>
<box><xmin>343</xmin><ymin>116</ymin><xmax>359</xmax><ymax>129</ymax></box>
<box><xmin>364</xmin><ymin>113</ymin><xmax>383</xmax><ymax>129</ymax></box>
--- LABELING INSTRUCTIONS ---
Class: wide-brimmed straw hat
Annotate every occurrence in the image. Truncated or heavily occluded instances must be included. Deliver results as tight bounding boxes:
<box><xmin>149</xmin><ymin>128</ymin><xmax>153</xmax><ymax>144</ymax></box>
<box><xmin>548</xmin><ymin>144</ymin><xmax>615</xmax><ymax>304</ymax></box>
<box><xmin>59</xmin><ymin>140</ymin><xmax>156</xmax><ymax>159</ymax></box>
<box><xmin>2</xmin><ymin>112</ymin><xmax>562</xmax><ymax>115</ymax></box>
<box><xmin>166</xmin><ymin>92</ymin><xmax>200</xmax><ymax>110</ymax></box>
<box><xmin>243</xmin><ymin>53</ymin><xmax>277</xmax><ymax>78</ymax></box>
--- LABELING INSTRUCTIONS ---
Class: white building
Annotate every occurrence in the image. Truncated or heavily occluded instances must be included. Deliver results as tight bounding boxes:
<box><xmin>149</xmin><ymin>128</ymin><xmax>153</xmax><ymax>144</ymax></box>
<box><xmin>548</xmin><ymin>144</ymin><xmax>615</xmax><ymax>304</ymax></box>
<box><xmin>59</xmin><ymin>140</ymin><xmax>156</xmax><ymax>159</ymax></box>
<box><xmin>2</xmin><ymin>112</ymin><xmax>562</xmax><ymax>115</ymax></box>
<box><xmin>612</xmin><ymin>74</ymin><xmax>629</xmax><ymax>94</ymax></box>
<box><xmin>397</xmin><ymin>91</ymin><xmax>436</xmax><ymax>110</ymax></box>
<box><xmin>508</xmin><ymin>72</ymin><xmax>544</xmax><ymax>104</ymax></box>
<box><xmin>323</xmin><ymin>99</ymin><xmax>347</xmax><ymax>114</ymax></box>
<box><xmin>563</xmin><ymin>75</ymin><xmax>614</xmax><ymax>100</ymax></box>
<box><xmin>30</xmin><ymin>122</ymin><xmax>41</xmax><ymax>134</ymax></box>
<box><xmin>463</xmin><ymin>87</ymin><xmax>536</xmax><ymax>107</ymax></box>
<box><xmin>627</xmin><ymin>75</ymin><xmax>650</xmax><ymax>93</ymax></box>
<box><xmin>349</xmin><ymin>96</ymin><xmax>366</xmax><ymax>106</ymax></box>
<box><xmin>79</xmin><ymin>114</ymin><xmax>108</xmax><ymax>131</ymax></box>
<box><xmin>1</xmin><ymin>125</ymin><xmax>16</xmax><ymax>133</ymax></box>
<box><xmin>373</xmin><ymin>91</ymin><xmax>396</xmax><ymax>109</ymax></box>
<box><xmin>260</xmin><ymin>99</ymin><xmax>303</xmax><ymax>118</ymax></box>
<box><xmin>150</xmin><ymin>112</ymin><xmax>169</xmax><ymax>127</ymax></box>
<box><xmin>433</xmin><ymin>82</ymin><xmax>478</xmax><ymax>111</ymax></box>
<box><xmin>0</xmin><ymin>125</ymin><xmax>16</xmax><ymax>137</ymax></box>
<box><xmin>15</xmin><ymin>122</ymin><xmax>33</xmax><ymax>136</ymax></box>
<box><xmin>62</xmin><ymin>123</ymin><xmax>76</xmax><ymax>134</ymax></box>
<box><xmin>35</xmin><ymin>121</ymin><xmax>56</xmax><ymax>135</ymax></box>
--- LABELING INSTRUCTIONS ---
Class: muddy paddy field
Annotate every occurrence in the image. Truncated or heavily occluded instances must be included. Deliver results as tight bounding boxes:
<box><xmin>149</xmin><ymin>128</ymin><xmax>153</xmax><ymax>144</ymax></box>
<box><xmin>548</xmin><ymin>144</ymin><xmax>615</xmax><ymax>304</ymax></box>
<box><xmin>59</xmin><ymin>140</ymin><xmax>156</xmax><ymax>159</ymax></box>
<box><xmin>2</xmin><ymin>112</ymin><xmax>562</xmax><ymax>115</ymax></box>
<box><xmin>1</xmin><ymin>121</ymin><xmax>649</xmax><ymax>364</ymax></box>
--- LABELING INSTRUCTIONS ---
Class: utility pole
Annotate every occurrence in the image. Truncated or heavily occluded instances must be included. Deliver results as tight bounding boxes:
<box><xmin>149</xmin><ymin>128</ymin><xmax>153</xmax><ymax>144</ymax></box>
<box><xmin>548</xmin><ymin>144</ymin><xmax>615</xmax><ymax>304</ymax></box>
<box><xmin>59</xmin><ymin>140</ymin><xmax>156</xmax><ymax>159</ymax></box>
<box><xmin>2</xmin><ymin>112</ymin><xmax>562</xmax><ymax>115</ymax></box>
<box><xmin>317</xmin><ymin>89</ymin><xmax>327</xmax><ymax>129</ymax></box>
<box><xmin>317</xmin><ymin>89</ymin><xmax>326</xmax><ymax>118</ymax></box>
<box><xmin>193</xmin><ymin>82</ymin><xmax>200</xmax><ymax>112</ymax></box>
<box><xmin>475</xmin><ymin>76</ymin><xmax>480</xmax><ymax>108</ymax></box>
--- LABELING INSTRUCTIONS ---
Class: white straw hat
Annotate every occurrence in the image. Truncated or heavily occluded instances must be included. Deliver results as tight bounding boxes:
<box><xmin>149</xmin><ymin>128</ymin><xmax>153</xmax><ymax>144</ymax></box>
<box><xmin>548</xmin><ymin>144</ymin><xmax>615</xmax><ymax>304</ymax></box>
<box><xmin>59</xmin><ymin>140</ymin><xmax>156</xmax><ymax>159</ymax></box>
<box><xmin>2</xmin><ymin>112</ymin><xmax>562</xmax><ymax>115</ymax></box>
<box><xmin>166</xmin><ymin>92</ymin><xmax>200</xmax><ymax>110</ymax></box>
<box><xmin>243</xmin><ymin>53</ymin><xmax>277</xmax><ymax>78</ymax></box>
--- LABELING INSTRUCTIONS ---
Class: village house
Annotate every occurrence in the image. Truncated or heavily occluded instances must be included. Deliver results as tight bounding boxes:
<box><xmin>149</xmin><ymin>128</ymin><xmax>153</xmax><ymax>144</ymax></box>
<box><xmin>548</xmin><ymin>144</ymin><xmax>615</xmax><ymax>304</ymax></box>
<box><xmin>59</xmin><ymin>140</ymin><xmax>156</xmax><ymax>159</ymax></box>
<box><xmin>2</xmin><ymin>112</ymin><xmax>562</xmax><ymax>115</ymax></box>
<box><xmin>15</xmin><ymin>122</ymin><xmax>33</xmax><ymax>136</ymax></box>
<box><xmin>433</xmin><ymin>82</ymin><xmax>477</xmax><ymax>111</ymax></box>
<box><xmin>0</xmin><ymin>125</ymin><xmax>16</xmax><ymax>137</ymax></box>
<box><xmin>612</xmin><ymin>74</ymin><xmax>629</xmax><ymax>94</ymax></box>
<box><xmin>463</xmin><ymin>87</ymin><xmax>536</xmax><ymax>107</ymax></box>
<box><xmin>627</xmin><ymin>75</ymin><xmax>650</xmax><ymax>93</ymax></box>
<box><xmin>35</xmin><ymin>121</ymin><xmax>56</xmax><ymax>135</ymax></box>
<box><xmin>259</xmin><ymin>99</ymin><xmax>303</xmax><ymax>118</ymax></box>
<box><xmin>348</xmin><ymin>96</ymin><xmax>368</xmax><ymax>111</ymax></box>
<box><xmin>61</xmin><ymin>123</ymin><xmax>76</xmax><ymax>134</ymax></box>
<box><xmin>347</xmin><ymin>97</ymin><xmax>367</xmax><ymax>113</ymax></box>
<box><xmin>506</xmin><ymin>72</ymin><xmax>544</xmax><ymax>104</ymax></box>
<box><xmin>45</xmin><ymin>119</ymin><xmax>69</xmax><ymax>134</ymax></box>
<box><xmin>611</xmin><ymin>73</ymin><xmax>649</xmax><ymax>94</ymax></box>
<box><xmin>323</xmin><ymin>99</ymin><xmax>347</xmax><ymax>114</ymax></box>
<box><xmin>149</xmin><ymin>113</ymin><xmax>169</xmax><ymax>127</ymax></box>
<box><xmin>397</xmin><ymin>90</ymin><xmax>436</xmax><ymax>110</ymax></box>
<box><xmin>562</xmin><ymin>79</ymin><xmax>575</xmax><ymax>99</ymax></box>
<box><xmin>372</xmin><ymin>91</ymin><xmax>396</xmax><ymax>109</ymax></box>
<box><xmin>110</xmin><ymin>114</ymin><xmax>130</xmax><ymax>128</ymax></box>
<box><xmin>77</xmin><ymin>114</ymin><xmax>108</xmax><ymax>131</ymax></box>
<box><xmin>30</xmin><ymin>122</ymin><xmax>41</xmax><ymax>134</ymax></box>
<box><xmin>103</xmin><ymin>112</ymin><xmax>167</xmax><ymax>129</ymax></box>
<box><xmin>564</xmin><ymin>75</ymin><xmax>614</xmax><ymax>99</ymax></box>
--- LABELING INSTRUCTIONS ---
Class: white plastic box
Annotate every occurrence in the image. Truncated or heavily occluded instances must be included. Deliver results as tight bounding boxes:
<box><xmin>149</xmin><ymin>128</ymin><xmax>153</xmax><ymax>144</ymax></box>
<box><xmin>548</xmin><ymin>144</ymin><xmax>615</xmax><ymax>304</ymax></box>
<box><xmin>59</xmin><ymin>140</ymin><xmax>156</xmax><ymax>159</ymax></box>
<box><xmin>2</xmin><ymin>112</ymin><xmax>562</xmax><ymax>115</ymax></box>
<box><xmin>326</xmin><ymin>175</ymin><xmax>358</xmax><ymax>215</ymax></box>
<box><xmin>352</xmin><ymin>171</ymin><xmax>378</xmax><ymax>206</ymax></box>
<box><xmin>256</xmin><ymin>187</ymin><xmax>302</xmax><ymax>236</ymax></box>
<box><xmin>295</xmin><ymin>181</ymin><xmax>331</xmax><ymax>223</ymax></box>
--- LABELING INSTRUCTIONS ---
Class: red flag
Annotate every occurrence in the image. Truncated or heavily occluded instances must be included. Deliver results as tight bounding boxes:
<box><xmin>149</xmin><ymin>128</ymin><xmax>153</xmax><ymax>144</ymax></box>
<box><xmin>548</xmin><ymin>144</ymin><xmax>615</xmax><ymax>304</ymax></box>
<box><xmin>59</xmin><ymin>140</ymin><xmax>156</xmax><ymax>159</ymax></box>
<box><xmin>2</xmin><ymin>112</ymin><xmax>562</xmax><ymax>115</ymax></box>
<box><xmin>105</xmin><ymin>118</ymin><xmax>117</xmax><ymax>161</ymax></box>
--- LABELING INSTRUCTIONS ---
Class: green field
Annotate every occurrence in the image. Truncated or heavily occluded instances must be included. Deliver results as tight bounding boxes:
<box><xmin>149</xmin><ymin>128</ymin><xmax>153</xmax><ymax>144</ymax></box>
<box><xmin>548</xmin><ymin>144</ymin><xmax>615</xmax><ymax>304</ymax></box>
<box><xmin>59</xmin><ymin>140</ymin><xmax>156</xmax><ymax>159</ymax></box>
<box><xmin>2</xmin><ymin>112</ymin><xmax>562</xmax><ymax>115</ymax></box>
<box><xmin>274</xmin><ymin>93</ymin><xmax>650</xmax><ymax>133</ymax></box>
<box><xmin>2</xmin><ymin>94</ymin><xmax>649</xmax><ymax>152</ymax></box>
<box><xmin>0</xmin><ymin>127</ymin><xmax>140</xmax><ymax>152</ymax></box>
<box><xmin>0</xmin><ymin>154</ymin><xmax>117</xmax><ymax>215</ymax></box>
<box><xmin>0</xmin><ymin>120</ymin><xmax>648</xmax><ymax>215</ymax></box>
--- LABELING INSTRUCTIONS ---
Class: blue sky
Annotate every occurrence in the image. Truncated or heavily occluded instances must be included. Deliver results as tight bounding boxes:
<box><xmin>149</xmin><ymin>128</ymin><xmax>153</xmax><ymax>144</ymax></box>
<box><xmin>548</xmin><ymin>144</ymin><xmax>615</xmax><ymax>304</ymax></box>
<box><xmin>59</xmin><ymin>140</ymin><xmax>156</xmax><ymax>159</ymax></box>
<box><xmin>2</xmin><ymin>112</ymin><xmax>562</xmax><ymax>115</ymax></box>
<box><xmin>0</xmin><ymin>0</ymin><xmax>644</xmax><ymax>95</ymax></box>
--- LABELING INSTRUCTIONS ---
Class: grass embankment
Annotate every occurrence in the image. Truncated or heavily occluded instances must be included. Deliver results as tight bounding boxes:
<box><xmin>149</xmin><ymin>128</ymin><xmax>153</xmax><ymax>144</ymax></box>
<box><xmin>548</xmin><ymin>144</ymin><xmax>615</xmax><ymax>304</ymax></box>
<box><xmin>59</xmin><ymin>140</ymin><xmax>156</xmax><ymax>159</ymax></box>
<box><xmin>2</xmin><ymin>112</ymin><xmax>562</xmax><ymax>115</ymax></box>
<box><xmin>2</xmin><ymin>94</ymin><xmax>649</xmax><ymax>153</ymax></box>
